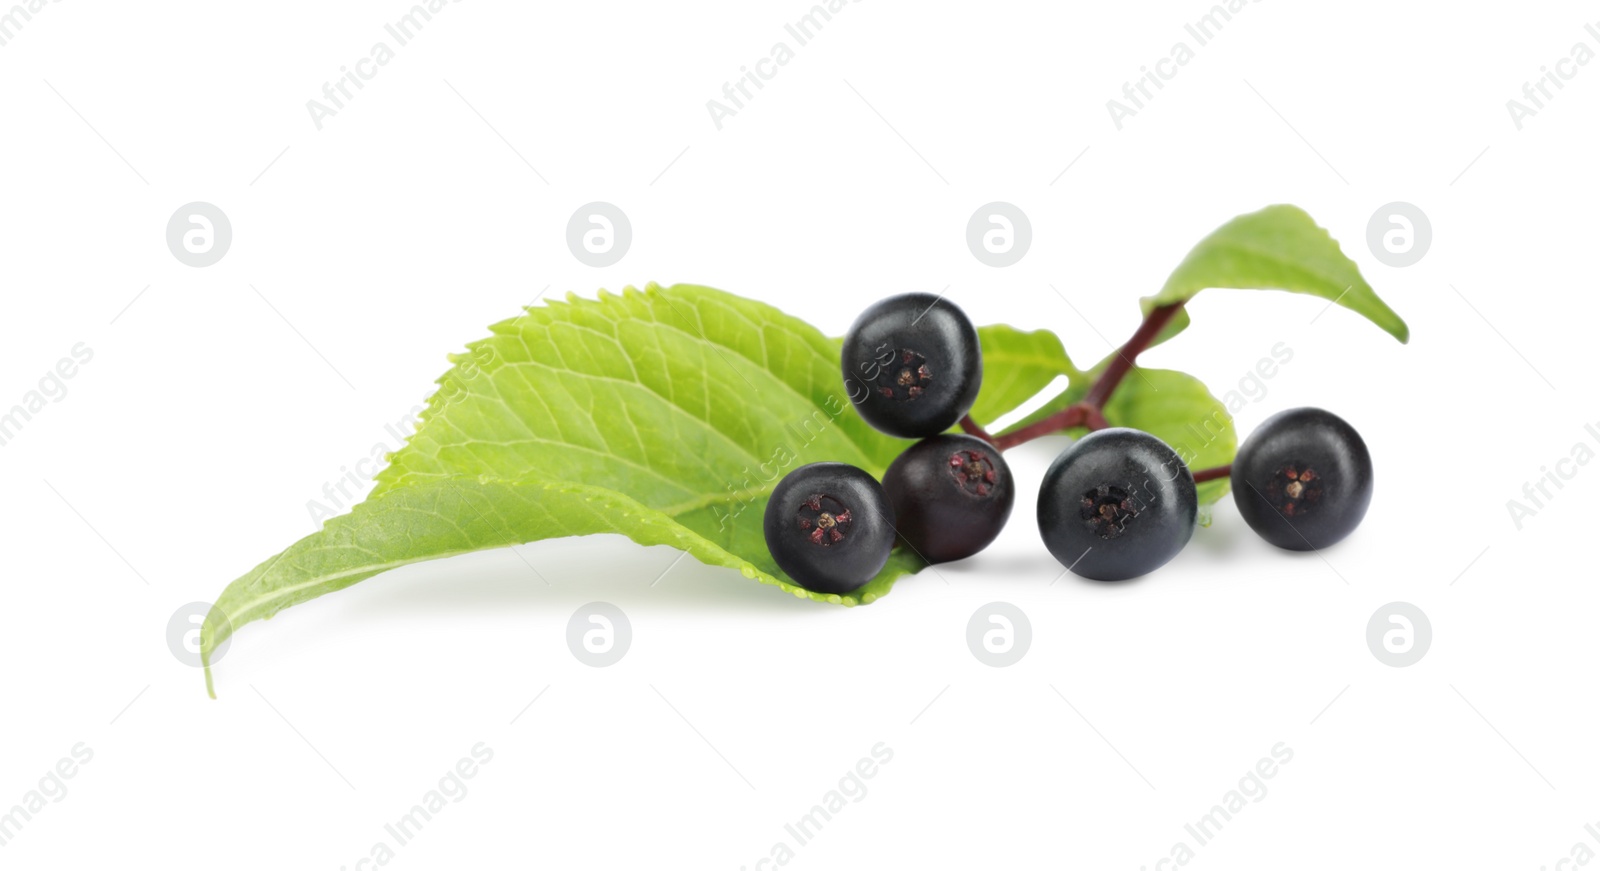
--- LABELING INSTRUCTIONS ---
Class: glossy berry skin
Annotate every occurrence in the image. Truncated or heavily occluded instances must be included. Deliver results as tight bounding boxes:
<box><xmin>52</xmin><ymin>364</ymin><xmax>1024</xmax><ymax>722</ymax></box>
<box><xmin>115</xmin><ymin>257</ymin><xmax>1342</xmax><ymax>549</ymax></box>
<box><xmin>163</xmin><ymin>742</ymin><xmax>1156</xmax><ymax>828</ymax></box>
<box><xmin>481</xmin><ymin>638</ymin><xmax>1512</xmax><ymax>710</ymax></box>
<box><xmin>763</xmin><ymin>462</ymin><xmax>896</xmax><ymax>595</ymax></box>
<box><xmin>1231</xmin><ymin>407</ymin><xmax>1372</xmax><ymax>551</ymax></box>
<box><xmin>882</xmin><ymin>434</ymin><xmax>1014</xmax><ymax>564</ymax></box>
<box><xmin>1037</xmin><ymin>428</ymin><xmax>1197</xmax><ymax>581</ymax></box>
<box><xmin>841</xmin><ymin>293</ymin><xmax>982</xmax><ymax>439</ymax></box>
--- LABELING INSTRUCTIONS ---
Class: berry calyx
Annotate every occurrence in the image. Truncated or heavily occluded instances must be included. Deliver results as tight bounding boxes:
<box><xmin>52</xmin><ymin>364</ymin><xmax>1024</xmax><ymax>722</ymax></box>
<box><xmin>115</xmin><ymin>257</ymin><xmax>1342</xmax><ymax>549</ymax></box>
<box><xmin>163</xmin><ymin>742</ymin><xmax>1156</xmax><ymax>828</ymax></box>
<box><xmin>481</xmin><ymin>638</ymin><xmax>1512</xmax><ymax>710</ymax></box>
<box><xmin>876</xmin><ymin>349</ymin><xmax>932</xmax><ymax>401</ymax></box>
<box><xmin>796</xmin><ymin>494</ymin><xmax>853</xmax><ymax>546</ymax></box>
<box><xmin>763</xmin><ymin>463</ymin><xmax>896</xmax><ymax>595</ymax></box>
<box><xmin>1231</xmin><ymin>407</ymin><xmax>1372</xmax><ymax>551</ymax></box>
<box><xmin>882</xmin><ymin>434</ymin><xmax>1014</xmax><ymax>564</ymax></box>
<box><xmin>1036</xmin><ymin>428</ymin><xmax>1197</xmax><ymax>581</ymax></box>
<box><xmin>842</xmin><ymin>293</ymin><xmax>982</xmax><ymax>439</ymax></box>
<box><xmin>949</xmin><ymin>447</ymin><xmax>998</xmax><ymax>496</ymax></box>
<box><xmin>1081</xmin><ymin>484</ymin><xmax>1138</xmax><ymax>539</ymax></box>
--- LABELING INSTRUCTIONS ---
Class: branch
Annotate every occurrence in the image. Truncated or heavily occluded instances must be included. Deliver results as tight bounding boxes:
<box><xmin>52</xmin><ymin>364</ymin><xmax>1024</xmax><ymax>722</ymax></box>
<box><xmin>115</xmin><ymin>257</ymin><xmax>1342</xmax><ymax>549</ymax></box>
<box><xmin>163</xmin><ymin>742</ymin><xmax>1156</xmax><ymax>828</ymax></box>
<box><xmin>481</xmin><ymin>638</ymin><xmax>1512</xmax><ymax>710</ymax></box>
<box><xmin>993</xmin><ymin>302</ymin><xmax>1185</xmax><ymax>451</ymax></box>
<box><xmin>1082</xmin><ymin>302</ymin><xmax>1184</xmax><ymax>408</ymax></box>
<box><xmin>993</xmin><ymin>403</ymin><xmax>1106</xmax><ymax>451</ymax></box>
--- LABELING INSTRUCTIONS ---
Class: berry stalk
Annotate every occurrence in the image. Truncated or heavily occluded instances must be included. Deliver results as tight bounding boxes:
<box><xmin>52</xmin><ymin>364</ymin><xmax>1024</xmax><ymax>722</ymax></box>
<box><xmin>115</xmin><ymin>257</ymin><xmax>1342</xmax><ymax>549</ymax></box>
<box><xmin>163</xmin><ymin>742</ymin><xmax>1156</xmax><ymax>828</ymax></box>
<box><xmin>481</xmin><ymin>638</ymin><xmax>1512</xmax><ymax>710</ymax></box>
<box><xmin>991</xmin><ymin>403</ymin><xmax>1107</xmax><ymax>450</ymax></box>
<box><xmin>958</xmin><ymin>415</ymin><xmax>996</xmax><ymax>445</ymax></box>
<box><xmin>1191</xmin><ymin>464</ymin><xmax>1231</xmax><ymax>483</ymax></box>
<box><xmin>990</xmin><ymin>302</ymin><xmax>1185</xmax><ymax>451</ymax></box>
<box><xmin>1081</xmin><ymin>302</ymin><xmax>1185</xmax><ymax>408</ymax></box>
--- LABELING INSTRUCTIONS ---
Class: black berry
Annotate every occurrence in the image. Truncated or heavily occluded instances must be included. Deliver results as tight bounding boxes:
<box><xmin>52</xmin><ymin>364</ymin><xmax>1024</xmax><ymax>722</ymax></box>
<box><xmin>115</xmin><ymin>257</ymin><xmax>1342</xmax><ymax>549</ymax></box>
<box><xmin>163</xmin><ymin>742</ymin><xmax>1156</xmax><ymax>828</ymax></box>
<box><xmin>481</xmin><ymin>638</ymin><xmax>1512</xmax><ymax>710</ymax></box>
<box><xmin>841</xmin><ymin>293</ymin><xmax>982</xmax><ymax>439</ymax></box>
<box><xmin>763</xmin><ymin>462</ymin><xmax>896</xmax><ymax>595</ymax></box>
<box><xmin>1231</xmin><ymin>407</ymin><xmax>1372</xmax><ymax>551</ymax></box>
<box><xmin>881</xmin><ymin>434</ymin><xmax>1014</xmax><ymax>563</ymax></box>
<box><xmin>1036</xmin><ymin>428</ymin><xmax>1197</xmax><ymax>581</ymax></box>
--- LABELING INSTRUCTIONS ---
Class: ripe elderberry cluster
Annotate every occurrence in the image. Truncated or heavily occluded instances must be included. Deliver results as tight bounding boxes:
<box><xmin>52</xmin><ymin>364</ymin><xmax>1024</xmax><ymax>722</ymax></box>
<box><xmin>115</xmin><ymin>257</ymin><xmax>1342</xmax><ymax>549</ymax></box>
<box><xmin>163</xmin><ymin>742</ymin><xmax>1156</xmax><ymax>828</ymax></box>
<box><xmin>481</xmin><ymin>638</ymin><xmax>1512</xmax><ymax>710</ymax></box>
<box><xmin>762</xmin><ymin>294</ymin><xmax>1375</xmax><ymax>594</ymax></box>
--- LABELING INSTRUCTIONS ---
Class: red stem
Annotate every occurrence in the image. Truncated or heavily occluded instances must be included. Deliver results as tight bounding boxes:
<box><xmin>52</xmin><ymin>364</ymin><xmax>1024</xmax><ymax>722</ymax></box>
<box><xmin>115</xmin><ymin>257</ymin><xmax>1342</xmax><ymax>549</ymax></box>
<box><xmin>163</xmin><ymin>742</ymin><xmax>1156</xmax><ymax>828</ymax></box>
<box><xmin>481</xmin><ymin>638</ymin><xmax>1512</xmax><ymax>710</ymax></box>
<box><xmin>1082</xmin><ymin>302</ymin><xmax>1184</xmax><ymax>408</ymax></box>
<box><xmin>993</xmin><ymin>404</ymin><xmax>1098</xmax><ymax>451</ymax></box>
<box><xmin>992</xmin><ymin>302</ymin><xmax>1184</xmax><ymax>451</ymax></box>
<box><xmin>958</xmin><ymin>415</ymin><xmax>996</xmax><ymax>445</ymax></box>
<box><xmin>1191</xmin><ymin>464</ymin><xmax>1231</xmax><ymax>483</ymax></box>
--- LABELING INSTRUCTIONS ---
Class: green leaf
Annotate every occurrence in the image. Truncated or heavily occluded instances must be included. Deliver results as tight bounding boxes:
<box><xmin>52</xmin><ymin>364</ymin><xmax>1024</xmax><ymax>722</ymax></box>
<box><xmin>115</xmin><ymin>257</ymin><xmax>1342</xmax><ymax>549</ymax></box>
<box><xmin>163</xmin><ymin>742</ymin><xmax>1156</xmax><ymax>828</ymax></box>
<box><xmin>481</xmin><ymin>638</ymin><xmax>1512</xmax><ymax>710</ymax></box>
<box><xmin>201</xmin><ymin>477</ymin><xmax>924</xmax><ymax>696</ymax></box>
<box><xmin>374</xmin><ymin>284</ymin><xmax>905</xmax><ymax>498</ymax></box>
<box><xmin>202</xmin><ymin>283</ymin><xmax>924</xmax><ymax>695</ymax></box>
<box><xmin>1142</xmin><ymin>204</ymin><xmax>1409</xmax><ymax>345</ymax></box>
<box><xmin>966</xmin><ymin>325</ymin><xmax>1082</xmax><ymax>428</ymax></box>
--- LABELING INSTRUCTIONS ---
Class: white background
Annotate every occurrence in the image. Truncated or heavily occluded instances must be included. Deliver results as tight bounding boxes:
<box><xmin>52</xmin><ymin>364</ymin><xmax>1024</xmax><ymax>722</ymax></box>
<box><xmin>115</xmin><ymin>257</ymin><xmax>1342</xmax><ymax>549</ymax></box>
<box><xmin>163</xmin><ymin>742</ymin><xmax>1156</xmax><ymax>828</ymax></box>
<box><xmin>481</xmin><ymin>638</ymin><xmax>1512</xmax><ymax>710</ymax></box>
<box><xmin>2</xmin><ymin>1</ymin><xmax>1596</xmax><ymax>868</ymax></box>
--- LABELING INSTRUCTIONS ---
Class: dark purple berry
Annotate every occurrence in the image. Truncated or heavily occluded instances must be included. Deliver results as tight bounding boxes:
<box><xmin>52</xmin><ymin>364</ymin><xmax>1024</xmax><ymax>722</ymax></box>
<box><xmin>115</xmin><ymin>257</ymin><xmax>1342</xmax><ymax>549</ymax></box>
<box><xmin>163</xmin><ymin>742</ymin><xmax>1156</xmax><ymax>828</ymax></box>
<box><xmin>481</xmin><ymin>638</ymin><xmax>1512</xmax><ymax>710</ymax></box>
<box><xmin>882</xmin><ymin>434</ymin><xmax>1014</xmax><ymax>563</ymax></box>
<box><xmin>763</xmin><ymin>463</ymin><xmax>896</xmax><ymax>595</ymax></box>
<box><xmin>1037</xmin><ymin>428</ymin><xmax>1197</xmax><ymax>581</ymax></box>
<box><xmin>841</xmin><ymin>293</ymin><xmax>982</xmax><ymax>439</ymax></box>
<box><xmin>1231</xmin><ymin>407</ymin><xmax>1372</xmax><ymax>551</ymax></box>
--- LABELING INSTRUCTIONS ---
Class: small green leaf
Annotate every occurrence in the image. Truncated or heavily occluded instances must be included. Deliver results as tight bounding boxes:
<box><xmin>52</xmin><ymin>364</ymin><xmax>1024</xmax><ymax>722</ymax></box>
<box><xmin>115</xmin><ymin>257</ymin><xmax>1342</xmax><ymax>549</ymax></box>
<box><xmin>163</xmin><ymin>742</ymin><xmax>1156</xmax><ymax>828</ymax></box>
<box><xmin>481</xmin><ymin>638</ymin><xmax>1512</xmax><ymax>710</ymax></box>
<box><xmin>967</xmin><ymin>325</ymin><xmax>1082</xmax><ymax>427</ymax></box>
<box><xmin>1142</xmin><ymin>204</ymin><xmax>1409</xmax><ymax>345</ymax></box>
